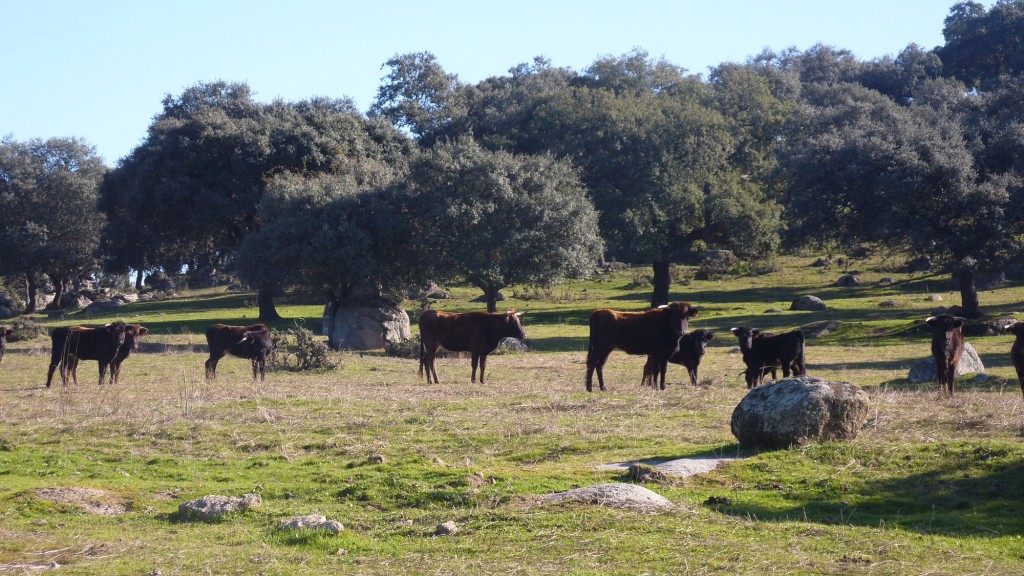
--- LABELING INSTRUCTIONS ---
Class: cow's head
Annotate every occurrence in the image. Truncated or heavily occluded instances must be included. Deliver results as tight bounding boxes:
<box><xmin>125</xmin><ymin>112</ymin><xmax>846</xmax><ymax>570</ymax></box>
<box><xmin>730</xmin><ymin>326</ymin><xmax>758</xmax><ymax>353</ymax></box>
<box><xmin>661</xmin><ymin>302</ymin><xmax>698</xmax><ymax>336</ymax></box>
<box><xmin>104</xmin><ymin>321</ymin><xmax>128</xmax><ymax>350</ymax></box>
<box><xmin>128</xmin><ymin>324</ymin><xmax>150</xmax><ymax>350</ymax></box>
<box><xmin>1007</xmin><ymin>321</ymin><xmax>1024</xmax><ymax>337</ymax></box>
<box><xmin>925</xmin><ymin>314</ymin><xmax>965</xmax><ymax>335</ymax></box>
<box><xmin>503</xmin><ymin>310</ymin><xmax>527</xmax><ymax>340</ymax></box>
<box><xmin>682</xmin><ymin>329</ymin><xmax>714</xmax><ymax>357</ymax></box>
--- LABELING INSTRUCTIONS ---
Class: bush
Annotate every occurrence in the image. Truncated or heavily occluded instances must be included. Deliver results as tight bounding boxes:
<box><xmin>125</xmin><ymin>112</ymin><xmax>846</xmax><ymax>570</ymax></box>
<box><xmin>385</xmin><ymin>335</ymin><xmax>421</xmax><ymax>359</ymax></box>
<box><xmin>270</xmin><ymin>326</ymin><xmax>336</xmax><ymax>371</ymax></box>
<box><xmin>7</xmin><ymin>317</ymin><xmax>47</xmax><ymax>342</ymax></box>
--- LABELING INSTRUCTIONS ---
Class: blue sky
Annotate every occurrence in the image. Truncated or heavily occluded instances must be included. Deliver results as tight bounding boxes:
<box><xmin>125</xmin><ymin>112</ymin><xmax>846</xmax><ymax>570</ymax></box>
<box><xmin>2</xmin><ymin>0</ymin><xmax>975</xmax><ymax>165</ymax></box>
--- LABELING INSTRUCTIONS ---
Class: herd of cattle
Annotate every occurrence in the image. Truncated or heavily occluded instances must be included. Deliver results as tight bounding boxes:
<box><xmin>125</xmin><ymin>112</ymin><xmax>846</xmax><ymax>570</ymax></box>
<box><xmin>1</xmin><ymin>303</ymin><xmax>1024</xmax><ymax>397</ymax></box>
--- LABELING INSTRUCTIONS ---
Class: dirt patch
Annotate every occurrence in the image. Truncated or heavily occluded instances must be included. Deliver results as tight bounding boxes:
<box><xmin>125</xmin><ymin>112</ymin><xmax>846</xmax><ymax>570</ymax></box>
<box><xmin>34</xmin><ymin>487</ymin><xmax>129</xmax><ymax>516</ymax></box>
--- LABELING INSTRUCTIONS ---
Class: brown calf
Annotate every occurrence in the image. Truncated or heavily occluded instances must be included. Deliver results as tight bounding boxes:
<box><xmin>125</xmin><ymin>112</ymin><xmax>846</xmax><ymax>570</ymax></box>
<box><xmin>418</xmin><ymin>310</ymin><xmax>527</xmax><ymax>384</ymax></box>
<box><xmin>926</xmin><ymin>314</ymin><xmax>965</xmax><ymax>397</ymax></box>
<box><xmin>45</xmin><ymin>322</ymin><xmax>128</xmax><ymax>387</ymax></box>
<box><xmin>585</xmin><ymin>302</ymin><xmax>698</xmax><ymax>392</ymax></box>
<box><xmin>205</xmin><ymin>324</ymin><xmax>273</xmax><ymax>381</ymax></box>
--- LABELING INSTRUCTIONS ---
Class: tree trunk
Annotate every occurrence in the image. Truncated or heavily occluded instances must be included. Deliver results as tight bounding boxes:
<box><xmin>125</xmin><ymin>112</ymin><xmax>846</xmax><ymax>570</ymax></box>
<box><xmin>257</xmin><ymin>285</ymin><xmax>282</xmax><ymax>321</ymax></box>
<box><xmin>957</xmin><ymin>268</ymin><xmax>982</xmax><ymax>319</ymax></box>
<box><xmin>484</xmin><ymin>285</ymin><xmax>499</xmax><ymax>313</ymax></box>
<box><xmin>135</xmin><ymin>269</ymin><xmax>144</xmax><ymax>290</ymax></box>
<box><xmin>650</xmin><ymin>260</ymin><xmax>671</xmax><ymax>308</ymax></box>
<box><xmin>51</xmin><ymin>274</ymin><xmax>64</xmax><ymax>311</ymax></box>
<box><xmin>25</xmin><ymin>272</ymin><xmax>38</xmax><ymax>314</ymax></box>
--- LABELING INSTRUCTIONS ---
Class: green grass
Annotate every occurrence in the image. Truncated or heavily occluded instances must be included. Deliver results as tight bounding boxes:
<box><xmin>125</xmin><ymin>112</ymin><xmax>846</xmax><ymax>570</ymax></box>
<box><xmin>2</xmin><ymin>256</ymin><xmax>1024</xmax><ymax>574</ymax></box>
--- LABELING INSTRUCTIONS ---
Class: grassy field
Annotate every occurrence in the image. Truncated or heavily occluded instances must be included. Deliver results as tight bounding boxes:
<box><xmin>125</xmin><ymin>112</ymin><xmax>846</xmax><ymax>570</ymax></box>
<box><xmin>2</xmin><ymin>256</ymin><xmax>1024</xmax><ymax>575</ymax></box>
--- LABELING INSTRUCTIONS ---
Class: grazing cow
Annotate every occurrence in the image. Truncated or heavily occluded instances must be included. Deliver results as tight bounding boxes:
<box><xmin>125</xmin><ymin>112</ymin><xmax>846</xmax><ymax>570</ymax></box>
<box><xmin>1008</xmin><ymin>321</ymin><xmax>1024</xmax><ymax>398</ymax></box>
<box><xmin>45</xmin><ymin>322</ymin><xmax>128</xmax><ymax>387</ymax></box>
<box><xmin>586</xmin><ymin>302</ymin><xmax>699</xmax><ymax>392</ymax></box>
<box><xmin>0</xmin><ymin>327</ymin><xmax>12</xmax><ymax>363</ymax></box>
<box><xmin>926</xmin><ymin>314</ymin><xmax>966</xmax><ymax>397</ymax></box>
<box><xmin>205</xmin><ymin>324</ymin><xmax>273</xmax><ymax>381</ymax></box>
<box><xmin>729</xmin><ymin>326</ymin><xmax>806</xmax><ymax>388</ymax></box>
<box><xmin>662</xmin><ymin>329</ymin><xmax>715</xmax><ymax>387</ymax></box>
<box><xmin>66</xmin><ymin>323</ymin><xmax>149</xmax><ymax>384</ymax></box>
<box><xmin>418</xmin><ymin>309</ymin><xmax>527</xmax><ymax>384</ymax></box>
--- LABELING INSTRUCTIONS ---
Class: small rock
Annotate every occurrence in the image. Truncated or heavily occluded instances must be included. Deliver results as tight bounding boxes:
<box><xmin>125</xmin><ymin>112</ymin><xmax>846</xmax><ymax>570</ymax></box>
<box><xmin>177</xmin><ymin>493</ymin><xmax>261</xmax><ymax>521</ymax></box>
<box><xmin>542</xmin><ymin>483</ymin><xmax>675</xmax><ymax>512</ymax></box>
<box><xmin>878</xmin><ymin>300</ymin><xmax>900</xmax><ymax>308</ymax></box>
<box><xmin>811</xmin><ymin>257</ymin><xmax>832</xmax><ymax>267</ymax></box>
<box><xmin>926</xmin><ymin>294</ymin><xmax>943</xmax><ymax>302</ymax></box>
<box><xmin>336</xmin><ymin>548</ymin><xmax>349</xmax><ymax>556</ymax></box>
<box><xmin>369</xmin><ymin>455</ymin><xmax>386</xmax><ymax>464</ymax></box>
<box><xmin>278</xmin><ymin>514</ymin><xmax>344</xmax><ymax>534</ymax></box>
<box><xmin>791</xmin><ymin>295</ymin><xmax>827</xmax><ymax>311</ymax></box>
<box><xmin>764</xmin><ymin>308</ymin><xmax>783</xmax><ymax>314</ymax></box>
<box><xmin>704</xmin><ymin>496</ymin><xmax>732</xmax><ymax>506</ymax></box>
<box><xmin>834</xmin><ymin>275</ymin><xmax>860</xmax><ymax>287</ymax></box>
<box><xmin>877</xmin><ymin>278</ymin><xmax>894</xmax><ymax>286</ymax></box>
<box><xmin>435</xmin><ymin>521</ymin><xmax>459</xmax><ymax>536</ymax></box>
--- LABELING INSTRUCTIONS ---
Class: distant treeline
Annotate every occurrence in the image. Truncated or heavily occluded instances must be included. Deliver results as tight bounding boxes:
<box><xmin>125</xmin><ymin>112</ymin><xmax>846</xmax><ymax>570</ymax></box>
<box><xmin>2</xmin><ymin>0</ymin><xmax>1022</xmax><ymax>319</ymax></box>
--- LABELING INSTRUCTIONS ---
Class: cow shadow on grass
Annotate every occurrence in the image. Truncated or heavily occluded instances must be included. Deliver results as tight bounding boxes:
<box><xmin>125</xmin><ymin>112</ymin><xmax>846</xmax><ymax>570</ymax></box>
<box><xmin>706</xmin><ymin>452</ymin><xmax>1024</xmax><ymax>537</ymax></box>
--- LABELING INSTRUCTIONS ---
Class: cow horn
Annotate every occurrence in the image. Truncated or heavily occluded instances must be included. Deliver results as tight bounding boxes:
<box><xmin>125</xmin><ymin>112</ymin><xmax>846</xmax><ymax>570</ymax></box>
<box><xmin>730</xmin><ymin>327</ymin><xmax>739</xmax><ymax>333</ymax></box>
<box><xmin>657</xmin><ymin>304</ymin><xmax>668</xmax><ymax>309</ymax></box>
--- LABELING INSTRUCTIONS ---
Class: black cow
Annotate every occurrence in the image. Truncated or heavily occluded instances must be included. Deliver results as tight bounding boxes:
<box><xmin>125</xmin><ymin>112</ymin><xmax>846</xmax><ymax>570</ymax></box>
<box><xmin>0</xmin><ymin>327</ymin><xmax>12</xmax><ymax>363</ymax></box>
<box><xmin>645</xmin><ymin>329</ymin><xmax>714</xmax><ymax>388</ymax></box>
<box><xmin>65</xmin><ymin>323</ymin><xmax>149</xmax><ymax>384</ymax></box>
<box><xmin>205</xmin><ymin>324</ymin><xmax>273</xmax><ymax>381</ymax></box>
<box><xmin>586</xmin><ymin>302</ymin><xmax>698</xmax><ymax>392</ymax></box>
<box><xmin>730</xmin><ymin>326</ymin><xmax>806</xmax><ymax>388</ymax></box>
<box><xmin>418</xmin><ymin>310</ymin><xmax>527</xmax><ymax>384</ymax></box>
<box><xmin>45</xmin><ymin>322</ymin><xmax>128</xmax><ymax>387</ymax></box>
<box><xmin>926</xmin><ymin>314</ymin><xmax>965</xmax><ymax>397</ymax></box>
<box><xmin>1008</xmin><ymin>321</ymin><xmax>1024</xmax><ymax>398</ymax></box>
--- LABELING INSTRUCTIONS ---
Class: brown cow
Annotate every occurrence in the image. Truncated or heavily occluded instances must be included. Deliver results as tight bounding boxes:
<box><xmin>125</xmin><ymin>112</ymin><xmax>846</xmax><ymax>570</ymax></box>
<box><xmin>926</xmin><ymin>314</ymin><xmax>966</xmax><ymax>397</ymax></box>
<box><xmin>45</xmin><ymin>322</ymin><xmax>128</xmax><ymax>387</ymax></box>
<box><xmin>1008</xmin><ymin>321</ymin><xmax>1024</xmax><ymax>398</ymax></box>
<box><xmin>205</xmin><ymin>324</ymin><xmax>273</xmax><ymax>381</ymax></box>
<box><xmin>418</xmin><ymin>310</ymin><xmax>527</xmax><ymax>384</ymax></box>
<box><xmin>586</xmin><ymin>302</ymin><xmax>698</xmax><ymax>392</ymax></box>
<box><xmin>64</xmin><ymin>323</ymin><xmax>149</xmax><ymax>384</ymax></box>
<box><xmin>0</xmin><ymin>327</ymin><xmax>12</xmax><ymax>363</ymax></box>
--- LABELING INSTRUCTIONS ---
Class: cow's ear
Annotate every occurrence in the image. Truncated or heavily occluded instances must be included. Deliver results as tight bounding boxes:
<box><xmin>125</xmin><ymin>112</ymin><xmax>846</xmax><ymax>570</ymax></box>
<box><xmin>687</xmin><ymin>307</ymin><xmax>699</xmax><ymax>317</ymax></box>
<box><xmin>139</xmin><ymin>327</ymin><xmax>150</xmax><ymax>336</ymax></box>
<box><xmin>751</xmin><ymin>329</ymin><xmax>761</xmax><ymax>337</ymax></box>
<box><xmin>952</xmin><ymin>317</ymin><xmax>966</xmax><ymax>328</ymax></box>
<box><xmin>705</xmin><ymin>332</ymin><xmax>714</xmax><ymax>341</ymax></box>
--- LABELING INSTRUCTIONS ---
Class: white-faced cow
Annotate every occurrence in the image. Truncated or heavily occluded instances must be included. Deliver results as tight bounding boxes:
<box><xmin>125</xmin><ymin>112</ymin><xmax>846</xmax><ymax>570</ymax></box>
<box><xmin>586</xmin><ymin>302</ymin><xmax>698</xmax><ymax>392</ymax></box>
<box><xmin>418</xmin><ymin>310</ymin><xmax>527</xmax><ymax>384</ymax></box>
<box><xmin>45</xmin><ymin>322</ymin><xmax>128</xmax><ymax>387</ymax></box>
<box><xmin>205</xmin><ymin>324</ymin><xmax>273</xmax><ymax>381</ymax></box>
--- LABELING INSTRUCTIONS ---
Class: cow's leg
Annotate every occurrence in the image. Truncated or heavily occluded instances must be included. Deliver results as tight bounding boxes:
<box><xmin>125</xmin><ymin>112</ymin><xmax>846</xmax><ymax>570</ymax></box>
<box><xmin>471</xmin><ymin>353</ymin><xmax>479</xmax><ymax>383</ymax></box>
<box><xmin>658</xmin><ymin>359</ymin><xmax>668</xmax><ymax>391</ymax></box>
<box><xmin>1015</xmin><ymin>362</ymin><xmax>1024</xmax><ymax>398</ymax></box>
<box><xmin>478</xmin><ymin>354</ymin><xmax>488</xmax><ymax>384</ymax></box>
<box><xmin>98</xmin><ymin>362</ymin><xmax>108</xmax><ymax>386</ymax></box>
<box><xmin>205</xmin><ymin>352</ymin><xmax>224</xmax><ymax>380</ymax></box>
<box><xmin>781</xmin><ymin>361</ymin><xmax>792</xmax><ymax>378</ymax></box>
<box><xmin>689</xmin><ymin>366</ymin><xmax>698</xmax><ymax>386</ymax></box>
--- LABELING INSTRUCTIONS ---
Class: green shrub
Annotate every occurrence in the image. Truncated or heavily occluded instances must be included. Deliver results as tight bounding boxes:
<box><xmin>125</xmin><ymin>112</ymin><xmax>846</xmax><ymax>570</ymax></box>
<box><xmin>270</xmin><ymin>326</ymin><xmax>336</xmax><ymax>371</ymax></box>
<box><xmin>385</xmin><ymin>335</ymin><xmax>421</xmax><ymax>359</ymax></box>
<box><xmin>7</xmin><ymin>317</ymin><xmax>47</xmax><ymax>342</ymax></box>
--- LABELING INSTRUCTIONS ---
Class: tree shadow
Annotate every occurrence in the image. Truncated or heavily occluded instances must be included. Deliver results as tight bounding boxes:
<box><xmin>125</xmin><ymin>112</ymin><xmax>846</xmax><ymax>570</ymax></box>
<box><xmin>709</xmin><ymin>452</ymin><xmax>1024</xmax><ymax>537</ymax></box>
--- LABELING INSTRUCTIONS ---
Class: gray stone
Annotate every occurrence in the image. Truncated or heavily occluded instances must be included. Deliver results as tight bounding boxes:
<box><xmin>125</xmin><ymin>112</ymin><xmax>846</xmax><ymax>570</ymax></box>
<box><xmin>496</xmin><ymin>337</ymin><xmax>528</xmax><ymax>353</ymax></box>
<box><xmin>764</xmin><ymin>308</ymin><xmax>783</xmax><ymax>314</ymax></box>
<box><xmin>0</xmin><ymin>292</ymin><xmax>21</xmax><ymax>319</ymax></box>
<box><xmin>907</xmin><ymin>342</ymin><xmax>985</xmax><ymax>384</ymax></box>
<box><xmin>543</xmin><ymin>483</ymin><xmax>675</xmax><ymax>512</ymax></box>
<box><xmin>597</xmin><ymin>456</ymin><xmax>745</xmax><ymax>479</ymax></box>
<box><xmin>59</xmin><ymin>293</ymin><xmax>91</xmax><ymax>310</ymax></box>
<box><xmin>926</xmin><ymin>294</ymin><xmax>943</xmax><ymax>302</ymax></box>
<box><xmin>278</xmin><ymin>514</ymin><xmax>343</xmax><ymax>534</ymax></box>
<box><xmin>811</xmin><ymin>257</ymin><xmax>832</xmax><ymax>267</ymax></box>
<box><xmin>83</xmin><ymin>299</ymin><xmax>125</xmax><ymax>314</ymax></box>
<box><xmin>834</xmin><ymin>275</ymin><xmax>860</xmax><ymax>287</ymax></box>
<box><xmin>791</xmin><ymin>295</ymin><xmax>827</xmax><ymax>311</ymax></box>
<box><xmin>878</xmin><ymin>300</ymin><xmax>900</xmax><ymax>308</ymax></box>
<box><xmin>112</xmin><ymin>292</ymin><xmax>139</xmax><ymax>304</ymax></box>
<box><xmin>178</xmin><ymin>493</ymin><xmax>262</xmax><ymax>521</ymax></box>
<box><xmin>731</xmin><ymin>376</ymin><xmax>870</xmax><ymax>449</ymax></box>
<box><xmin>877</xmin><ymin>277</ymin><xmax>895</xmax><ymax>286</ymax></box>
<box><xmin>800</xmin><ymin>320</ymin><xmax>843</xmax><ymax>339</ymax></box>
<box><xmin>434</xmin><ymin>521</ymin><xmax>459</xmax><ymax>536</ymax></box>
<box><xmin>322</xmin><ymin>302</ymin><xmax>411</xmax><ymax>351</ymax></box>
